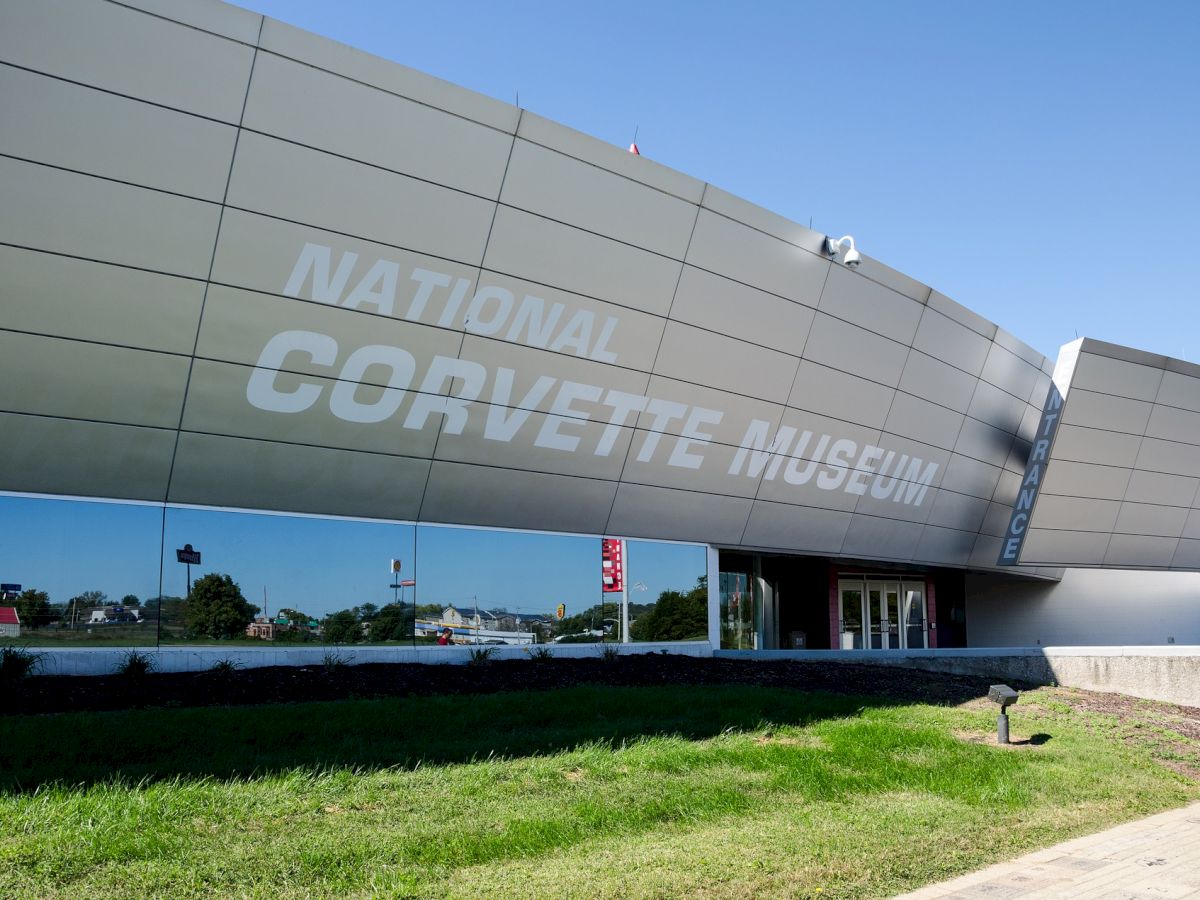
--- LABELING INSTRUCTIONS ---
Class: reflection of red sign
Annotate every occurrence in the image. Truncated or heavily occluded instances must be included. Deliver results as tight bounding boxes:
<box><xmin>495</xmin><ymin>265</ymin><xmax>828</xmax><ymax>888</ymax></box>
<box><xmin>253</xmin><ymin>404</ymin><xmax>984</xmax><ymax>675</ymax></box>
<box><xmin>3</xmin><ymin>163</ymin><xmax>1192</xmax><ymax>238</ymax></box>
<box><xmin>601</xmin><ymin>538</ymin><xmax>623</xmax><ymax>593</ymax></box>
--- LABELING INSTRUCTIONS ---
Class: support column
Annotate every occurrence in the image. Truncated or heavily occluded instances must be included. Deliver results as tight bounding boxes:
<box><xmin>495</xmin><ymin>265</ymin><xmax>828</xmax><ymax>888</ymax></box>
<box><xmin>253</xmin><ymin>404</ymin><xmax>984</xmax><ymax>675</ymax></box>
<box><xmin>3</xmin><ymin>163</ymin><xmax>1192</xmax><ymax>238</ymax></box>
<box><xmin>828</xmin><ymin>566</ymin><xmax>840</xmax><ymax>650</ymax></box>
<box><xmin>706</xmin><ymin>545</ymin><xmax>720</xmax><ymax>649</ymax></box>
<box><xmin>926</xmin><ymin>577</ymin><xmax>938</xmax><ymax>649</ymax></box>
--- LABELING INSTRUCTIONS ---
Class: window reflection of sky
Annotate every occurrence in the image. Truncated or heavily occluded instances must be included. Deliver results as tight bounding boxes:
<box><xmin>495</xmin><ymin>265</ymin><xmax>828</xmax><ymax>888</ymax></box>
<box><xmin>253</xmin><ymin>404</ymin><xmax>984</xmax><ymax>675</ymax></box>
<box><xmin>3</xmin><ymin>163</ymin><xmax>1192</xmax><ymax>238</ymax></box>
<box><xmin>0</xmin><ymin>493</ymin><xmax>704</xmax><ymax>618</ymax></box>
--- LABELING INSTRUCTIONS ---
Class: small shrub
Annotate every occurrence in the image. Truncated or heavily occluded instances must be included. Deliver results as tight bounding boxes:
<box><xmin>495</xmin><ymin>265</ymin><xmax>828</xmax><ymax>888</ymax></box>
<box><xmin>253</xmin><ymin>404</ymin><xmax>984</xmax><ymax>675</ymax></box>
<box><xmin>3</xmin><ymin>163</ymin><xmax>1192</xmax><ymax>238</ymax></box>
<box><xmin>467</xmin><ymin>646</ymin><xmax>496</xmax><ymax>666</ymax></box>
<box><xmin>208</xmin><ymin>658</ymin><xmax>243</xmax><ymax>676</ymax></box>
<box><xmin>598</xmin><ymin>644</ymin><xmax>620</xmax><ymax>663</ymax></box>
<box><xmin>116</xmin><ymin>650</ymin><xmax>156</xmax><ymax>678</ymax></box>
<box><xmin>322</xmin><ymin>650</ymin><xmax>350</xmax><ymax>671</ymax></box>
<box><xmin>0</xmin><ymin>646</ymin><xmax>42</xmax><ymax>683</ymax></box>
<box><xmin>528</xmin><ymin>646</ymin><xmax>554</xmax><ymax>661</ymax></box>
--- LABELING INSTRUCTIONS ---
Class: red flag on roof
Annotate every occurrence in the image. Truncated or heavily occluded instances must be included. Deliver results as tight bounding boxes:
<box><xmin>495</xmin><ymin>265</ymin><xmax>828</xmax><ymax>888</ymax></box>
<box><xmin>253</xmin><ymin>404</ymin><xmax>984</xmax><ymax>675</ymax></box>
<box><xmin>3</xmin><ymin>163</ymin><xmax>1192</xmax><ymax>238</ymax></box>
<box><xmin>628</xmin><ymin>142</ymin><xmax>640</xmax><ymax>155</ymax></box>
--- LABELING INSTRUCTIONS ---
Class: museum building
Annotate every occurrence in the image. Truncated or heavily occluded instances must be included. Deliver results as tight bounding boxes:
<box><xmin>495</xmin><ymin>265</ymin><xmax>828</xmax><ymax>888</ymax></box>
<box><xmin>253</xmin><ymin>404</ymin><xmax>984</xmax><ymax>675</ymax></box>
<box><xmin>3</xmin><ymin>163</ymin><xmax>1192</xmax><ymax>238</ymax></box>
<box><xmin>2</xmin><ymin>0</ymin><xmax>1199</xmax><ymax>652</ymax></box>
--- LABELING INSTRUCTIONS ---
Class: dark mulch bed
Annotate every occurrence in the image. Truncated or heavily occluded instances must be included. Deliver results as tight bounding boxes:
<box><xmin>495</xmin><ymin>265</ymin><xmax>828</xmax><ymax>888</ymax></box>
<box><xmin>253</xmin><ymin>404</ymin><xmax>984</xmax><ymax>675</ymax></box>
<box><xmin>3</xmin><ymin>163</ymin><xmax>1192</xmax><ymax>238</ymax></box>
<box><xmin>5</xmin><ymin>654</ymin><xmax>1008</xmax><ymax>716</ymax></box>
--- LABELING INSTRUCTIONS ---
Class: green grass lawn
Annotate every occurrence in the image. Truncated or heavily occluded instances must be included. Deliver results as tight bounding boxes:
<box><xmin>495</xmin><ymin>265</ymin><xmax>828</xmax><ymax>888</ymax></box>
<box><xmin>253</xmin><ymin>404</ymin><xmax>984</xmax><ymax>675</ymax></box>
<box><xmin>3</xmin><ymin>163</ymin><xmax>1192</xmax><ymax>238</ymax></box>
<box><xmin>1</xmin><ymin>684</ymin><xmax>1196</xmax><ymax>898</ymax></box>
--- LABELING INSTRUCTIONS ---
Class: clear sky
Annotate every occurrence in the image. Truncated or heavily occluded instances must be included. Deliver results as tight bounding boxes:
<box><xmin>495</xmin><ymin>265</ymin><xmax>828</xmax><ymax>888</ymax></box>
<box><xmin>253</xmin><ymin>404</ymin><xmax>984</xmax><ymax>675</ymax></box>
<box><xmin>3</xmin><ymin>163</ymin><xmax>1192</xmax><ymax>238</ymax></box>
<box><xmin>237</xmin><ymin>0</ymin><xmax>1200</xmax><ymax>364</ymax></box>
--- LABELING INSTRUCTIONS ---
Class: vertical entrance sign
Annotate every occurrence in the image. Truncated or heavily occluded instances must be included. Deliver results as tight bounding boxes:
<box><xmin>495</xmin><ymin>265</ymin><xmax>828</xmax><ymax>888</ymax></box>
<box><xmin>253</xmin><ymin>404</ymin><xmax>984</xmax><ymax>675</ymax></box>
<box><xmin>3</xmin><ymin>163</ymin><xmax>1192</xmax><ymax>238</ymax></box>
<box><xmin>997</xmin><ymin>339</ymin><xmax>1081</xmax><ymax>566</ymax></box>
<box><xmin>997</xmin><ymin>383</ymin><xmax>1064</xmax><ymax>564</ymax></box>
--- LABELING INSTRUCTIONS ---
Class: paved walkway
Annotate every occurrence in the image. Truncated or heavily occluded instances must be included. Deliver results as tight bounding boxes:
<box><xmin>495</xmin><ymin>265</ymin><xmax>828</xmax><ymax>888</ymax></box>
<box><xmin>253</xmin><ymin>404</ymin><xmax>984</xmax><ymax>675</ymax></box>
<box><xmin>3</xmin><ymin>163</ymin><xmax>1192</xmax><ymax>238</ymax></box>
<box><xmin>895</xmin><ymin>802</ymin><xmax>1200</xmax><ymax>899</ymax></box>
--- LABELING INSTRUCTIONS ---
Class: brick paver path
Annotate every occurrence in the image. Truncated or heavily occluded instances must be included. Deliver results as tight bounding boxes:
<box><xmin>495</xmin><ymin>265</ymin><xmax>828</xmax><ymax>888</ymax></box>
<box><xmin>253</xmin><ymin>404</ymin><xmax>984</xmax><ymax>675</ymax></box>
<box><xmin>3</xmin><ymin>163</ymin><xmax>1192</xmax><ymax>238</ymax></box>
<box><xmin>895</xmin><ymin>802</ymin><xmax>1200</xmax><ymax>898</ymax></box>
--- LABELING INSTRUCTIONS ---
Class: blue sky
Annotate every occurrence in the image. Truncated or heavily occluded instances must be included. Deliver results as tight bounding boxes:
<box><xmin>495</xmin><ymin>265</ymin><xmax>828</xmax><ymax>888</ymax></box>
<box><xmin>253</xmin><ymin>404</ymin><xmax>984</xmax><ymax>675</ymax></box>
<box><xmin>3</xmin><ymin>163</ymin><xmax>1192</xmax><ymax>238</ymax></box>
<box><xmin>239</xmin><ymin>0</ymin><xmax>1199</xmax><ymax>363</ymax></box>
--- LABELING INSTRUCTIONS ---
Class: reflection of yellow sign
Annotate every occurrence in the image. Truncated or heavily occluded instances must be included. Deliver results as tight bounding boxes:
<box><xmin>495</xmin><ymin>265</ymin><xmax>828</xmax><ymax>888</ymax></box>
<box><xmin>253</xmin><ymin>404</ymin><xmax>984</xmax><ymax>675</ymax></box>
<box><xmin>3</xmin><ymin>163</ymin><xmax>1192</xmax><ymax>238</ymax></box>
<box><xmin>556</xmin><ymin>603</ymin><xmax>565</xmax><ymax>620</ymax></box>
<box><xmin>390</xmin><ymin>558</ymin><xmax>402</xmax><ymax>573</ymax></box>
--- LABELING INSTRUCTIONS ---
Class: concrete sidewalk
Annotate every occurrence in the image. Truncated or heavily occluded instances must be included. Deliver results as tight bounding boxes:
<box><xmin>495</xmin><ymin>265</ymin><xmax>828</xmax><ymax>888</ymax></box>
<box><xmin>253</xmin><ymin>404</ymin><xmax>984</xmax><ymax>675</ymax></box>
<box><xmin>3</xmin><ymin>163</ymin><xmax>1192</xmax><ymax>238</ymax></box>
<box><xmin>895</xmin><ymin>802</ymin><xmax>1200</xmax><ymax>898</ymax></box>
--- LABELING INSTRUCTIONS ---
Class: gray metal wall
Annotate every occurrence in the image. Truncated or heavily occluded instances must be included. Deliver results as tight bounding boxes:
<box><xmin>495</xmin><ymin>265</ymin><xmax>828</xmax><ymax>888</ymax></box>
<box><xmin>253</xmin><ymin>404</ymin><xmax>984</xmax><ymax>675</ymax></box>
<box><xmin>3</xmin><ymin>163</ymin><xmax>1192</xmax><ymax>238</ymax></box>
<box><xmin>1003</xmin><ymin>339</ymin><xmax>1200</xmax><ymax>569</ymax></box>
<box><xmin>967</xmin><ymin>568</ymin><xmax>1200</xmax><ymax>646</ymax></box>
<box><xmin>0</xmin><ymin>0</ymin><xmax>1059</xmax><ymax>575</ymax></box>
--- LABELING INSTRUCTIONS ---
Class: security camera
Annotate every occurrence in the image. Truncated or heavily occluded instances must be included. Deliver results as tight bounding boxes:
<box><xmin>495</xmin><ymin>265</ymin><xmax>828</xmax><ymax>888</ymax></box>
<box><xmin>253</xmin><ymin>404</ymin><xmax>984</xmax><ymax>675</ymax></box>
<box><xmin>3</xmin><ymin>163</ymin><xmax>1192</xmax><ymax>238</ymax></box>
<box><xmin>824</xmin><ymin>234</ymin><xmax>861</xmax><ymax>267</ymax></box>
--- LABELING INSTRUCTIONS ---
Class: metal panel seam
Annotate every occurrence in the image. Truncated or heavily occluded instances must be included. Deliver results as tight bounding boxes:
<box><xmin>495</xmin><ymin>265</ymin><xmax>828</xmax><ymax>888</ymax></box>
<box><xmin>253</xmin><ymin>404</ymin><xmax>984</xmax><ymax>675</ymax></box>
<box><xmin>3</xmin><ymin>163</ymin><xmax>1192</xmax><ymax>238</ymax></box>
<box><xmin>602</xmin><ymin>185</ymin><xmax>703</xmax><ymax>538</ymax></box>
<box><xmin>162</xmin><ymin>14</ymin><xmax>265</xmax><ymax>507</ymax></box>
<box><xmin>415</xmin><ymin>109</ymin><xmax>520</xmax><ymax>523</ymax></box>
<box><xmin>737</xmin><ymin>260</ymin><xmax>836</xmax><ymax>549</ymax></box>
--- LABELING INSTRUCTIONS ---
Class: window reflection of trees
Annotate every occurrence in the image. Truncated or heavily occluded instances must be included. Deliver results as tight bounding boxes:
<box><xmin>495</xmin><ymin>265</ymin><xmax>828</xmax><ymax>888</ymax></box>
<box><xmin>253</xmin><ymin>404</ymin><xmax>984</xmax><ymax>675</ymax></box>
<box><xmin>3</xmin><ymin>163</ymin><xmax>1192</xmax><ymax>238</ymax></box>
<box><xmin>0</xmin><ymin>496</ymin><xmax>706</xmax><ymax>649</ymax></box>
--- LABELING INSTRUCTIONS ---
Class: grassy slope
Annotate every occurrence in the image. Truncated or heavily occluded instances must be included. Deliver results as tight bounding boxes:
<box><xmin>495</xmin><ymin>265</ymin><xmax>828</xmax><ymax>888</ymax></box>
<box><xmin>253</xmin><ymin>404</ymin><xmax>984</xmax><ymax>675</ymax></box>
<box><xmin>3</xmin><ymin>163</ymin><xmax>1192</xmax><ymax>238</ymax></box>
<box><xmin>1</xmin><ymin>684</ymin><xmax>1196</xmax><ymax>898</ymax></box>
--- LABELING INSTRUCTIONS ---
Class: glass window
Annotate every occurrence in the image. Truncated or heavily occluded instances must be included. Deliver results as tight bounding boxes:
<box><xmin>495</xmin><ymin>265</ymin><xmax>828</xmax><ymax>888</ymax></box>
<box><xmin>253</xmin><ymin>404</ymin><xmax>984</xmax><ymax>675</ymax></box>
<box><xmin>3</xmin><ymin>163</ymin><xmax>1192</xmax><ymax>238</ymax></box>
<box><xmin>840</xmin><ymin>585</ymin><xmax>864</xmax><ymax>650</ymax></box>
<box><xmin>416</xmin><ymin>527</ymin><xmax>706</xmax><ymax>645</ymax></box>
<box><xmin>0</xmin><ymin>494</ymin><xmax>162</xmax><ymax>646</ymax></box>
<box><xmin>903</xmin><ymin>584</ymin><xmax>927</xmax><ymax>649</ymax></box>
<box><xmin>720</xmin><ymin>570</ymin><xmax>755</xmax><ymax>649</ymax></box>
<box><xmin>162</xmin><ymin>506</ymin><xmax>415</xmax><ymax>645</ymax></box>
<box><xmin>2</xmin><ymin>493</ymin><xmax>708</xmax><ymax>650</ymax></box>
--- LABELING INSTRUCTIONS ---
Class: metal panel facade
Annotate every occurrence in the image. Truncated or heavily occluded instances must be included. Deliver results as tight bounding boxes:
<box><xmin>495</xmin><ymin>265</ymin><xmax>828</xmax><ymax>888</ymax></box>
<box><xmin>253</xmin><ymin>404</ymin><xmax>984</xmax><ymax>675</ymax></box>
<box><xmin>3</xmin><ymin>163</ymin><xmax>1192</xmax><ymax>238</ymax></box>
<box><xmin>1000</xmin><ymin>338</ymin><xmax>1200</xmax><ymax>569</ymax></box>
<box><xmin>0</xmin><ymin>0</ymin><xmax>1059</xmax><ymax>575</ymax></box>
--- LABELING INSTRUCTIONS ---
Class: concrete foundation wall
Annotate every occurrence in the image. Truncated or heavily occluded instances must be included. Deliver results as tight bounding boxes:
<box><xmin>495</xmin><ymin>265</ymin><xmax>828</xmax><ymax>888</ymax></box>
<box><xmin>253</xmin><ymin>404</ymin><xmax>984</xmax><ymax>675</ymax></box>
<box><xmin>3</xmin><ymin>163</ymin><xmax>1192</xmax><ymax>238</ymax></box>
<box><xmin>717</xmin><ymin>646</ymin><xmax>1200</xmax><ymax>709</ymax></box>
<box><xmin>30</xmin><ymin>641</ymin><xmax>710</xmax><ymax>677</ymax></box>
<box><xmin>966</xmin><ymin>568</ymin><xmax>1200</xmax><ymax>647</ymax></box>
<box><xmin>27</xmin><ymin>641</ymin><xmax>1200</xmax><ymax>710</ymax></box>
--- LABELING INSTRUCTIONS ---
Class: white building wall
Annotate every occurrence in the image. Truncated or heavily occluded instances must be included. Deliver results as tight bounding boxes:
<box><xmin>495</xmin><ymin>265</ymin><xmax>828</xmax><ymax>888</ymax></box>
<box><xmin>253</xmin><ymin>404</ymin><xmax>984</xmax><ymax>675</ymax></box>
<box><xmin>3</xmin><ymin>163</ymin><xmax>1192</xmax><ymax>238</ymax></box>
<box><xmin>966</xmin><ymin>568</ymin><xmax>1200</xmax><ymax>647</ymax></box>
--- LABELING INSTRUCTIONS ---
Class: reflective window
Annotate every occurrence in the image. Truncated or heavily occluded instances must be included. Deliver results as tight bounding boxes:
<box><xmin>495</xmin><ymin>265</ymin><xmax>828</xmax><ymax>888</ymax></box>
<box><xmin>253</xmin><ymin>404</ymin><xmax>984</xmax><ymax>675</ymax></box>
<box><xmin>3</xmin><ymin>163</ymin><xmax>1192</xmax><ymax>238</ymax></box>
<box><xmin>1</xmin><ymin>493</ymin><xmax>707</xmax><ymax>649</ymax></box>
<box><xmin>720</xmin><ymin>569</ymin><xmax>756</xmax><ymax>650</ymax></box>
<box><xmin>162</xmin><ymin>506</ymin><xmax>415</xmax><ymax>645</ymax></box>
<box><xmin>415</xmin><ymin>527</ymin><xmax>706</xmax><ymax>645</ymax></box>
<box><xmin>0</xmin><ymin>494</ymin><xmax>162</xmax><ymax>646</ymax></box>
<box><xmin>624</xmin><ymin>541</ymin><xmax>707</xmax><ymax>643</ymax></box>
<box><xmin>839</xmin><ymin>585</ymin><xmax>864</xmax><ymax>650</ymax></box>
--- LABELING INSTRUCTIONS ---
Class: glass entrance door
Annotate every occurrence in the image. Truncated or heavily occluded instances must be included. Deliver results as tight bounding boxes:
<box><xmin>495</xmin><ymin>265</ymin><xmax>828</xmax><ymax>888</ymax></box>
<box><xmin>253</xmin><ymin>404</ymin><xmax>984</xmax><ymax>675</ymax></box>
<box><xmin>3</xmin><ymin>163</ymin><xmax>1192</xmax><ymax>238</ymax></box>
<box><xmin>838</xmin><ymin>581</ymin><xmax>864</xmax><ymax>649</ymax></box>
<box><xmin>867</xmin><ymin>584</ymin><xmax>884</xmax><ymax>648</ymax></box>
<box><xmin>903</xmin><ymin>586</ymin><xmax>927</xmax><ymax>649</ymax></box>
<box><xmin>866</xmin><ymin>582</ymin><xmax>903</xmax><ymax>649</ymax></box>
<box><xmin>719</xmin><ymin>570</ymin><xmax>756</xmax><ymax>649</ymax></box>
<box><xmin>887</xmin><ymin>585</ymin><xmax>902</xmax><ymax>648</ymax></box>
<box><xmin>839</xmin><ymin>576</ymin><xmax>927</xmax><ymax>650</ymax></box>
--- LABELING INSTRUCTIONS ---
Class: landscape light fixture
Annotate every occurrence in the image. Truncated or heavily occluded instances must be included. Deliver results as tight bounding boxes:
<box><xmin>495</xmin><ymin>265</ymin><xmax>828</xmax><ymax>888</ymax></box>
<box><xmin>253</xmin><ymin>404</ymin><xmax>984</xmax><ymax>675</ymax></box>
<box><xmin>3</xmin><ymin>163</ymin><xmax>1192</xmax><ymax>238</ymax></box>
<box><xmin>988</xmin><ymin>684</ymin><xmax>1019</xmax><ymax>744</ymax></box>
<box><xmin>824</xmin><ymin>234</ymin><xmax>862</xmax><ymax>268</ymax></box>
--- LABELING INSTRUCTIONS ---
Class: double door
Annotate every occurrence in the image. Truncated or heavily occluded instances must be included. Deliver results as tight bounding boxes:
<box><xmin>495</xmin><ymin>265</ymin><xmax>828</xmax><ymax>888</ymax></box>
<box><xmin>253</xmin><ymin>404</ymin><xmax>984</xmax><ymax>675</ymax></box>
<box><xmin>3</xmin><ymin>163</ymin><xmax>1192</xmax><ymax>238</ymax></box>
<box><xmin>838</xmin><ymin>578</ymin><xmax>927</xmax><ymax>650</ymax></box>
